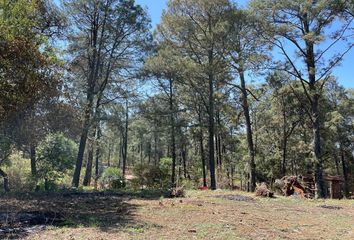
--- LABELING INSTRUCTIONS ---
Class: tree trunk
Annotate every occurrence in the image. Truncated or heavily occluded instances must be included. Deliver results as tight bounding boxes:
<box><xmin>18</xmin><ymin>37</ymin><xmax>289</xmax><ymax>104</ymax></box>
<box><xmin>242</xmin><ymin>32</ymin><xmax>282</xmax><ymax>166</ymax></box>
<box><xmin>83</xmin><ymin>146</ymin><xmax>94</xmax><ymax>186</ymax></box>
<box><xmin>208</xmin><ymin>47</ymin><xmax>217</xmax><ymax>190</ymax></box>
<box><xmin>281</xmin><ymin>106</ymin><xmax>287</xmax><ymax>176</ymax></box>
<box><xmin>72</xmin><ymin>96</ymin><xmax>94</xmax><ymax>188</ymax></box>
<box><xmin>216</xmin><ymin>112</ymin><xmax>222</xmax><ymax>169</ymax></box>
<box><xmin>95</xmin><ymin>124</ymin><xmax>101</xmax><ymax>178</ymax></box>
<box><xmin>341</xmin><ymin>146</ymin><xmax>349</xmax><ymax>197</ymax></box>
<box><xmin>140</xmin><ymin>138</ymin><xmax>144</xmax><ymax>165</ymax></box>
<box><xmin>200</xmin><ymin>137</ymin><xmax>207</xmax><ymax>187</ymax></box>
<box><xmin>154</xmin><ymin>125</ymin><xmax>158</xmax><ymax>166</ymax></box>
<box><xmin>118</xmin><ymin>137</ymin><xmax>122</xmax><ymax>168</ymax></box>
<box><xmin>281</xmin><ymin>138</ymin><xmax>287</xmax><ymax>176</ymax></box>
<box><xmin>0</xmin><ymin>168</ymin><xmax>10</xmax><ymax>192</ymax></box>
<box><xmin>30</xmin><ymin>144</ymin><xmax>37</xmax><ymax>177</ymax></box>
<box><xmin>122</xmin><ymin>98</ymin><xmax>129</xmax><ymax>177</ymax></box>
<box><xmin>169</xmin><ymin>78</ymin><xmax>177</xmax><ymax>188</ymax></box>
<box><xmin>148</xmin><ymin>141</ymin><xmax>151</xmax><ymax>164</ymax></box>
<box><xmin>182</xmin><ymin>144</ymin><xmax>188</xmax><ymax>179</ymax></box>
<box><xmin>239</xmin><ymin>69</ymin><xmax>256</xmax><ymax>192</ymax></box>
<box><xmin>198</xmin><ymin>111</ymin><xmax>207</xmax><ymax>187</ymax></box>
<box><xmin>44</xmin><ymin>178</ymin><xmax>49</xmax><ymax>191</ymax></box>
<box><xmin>312</xmin><ymin>93</ymin><xmax>326</xmax><ymax>198</ymax></box>
<box><xmin>107</xmin><ymin>142</ymin><xmax>111</xmax><ymax>167</ymax></box>
<box><xmin>303</xmin><ymin>24</ymin><xmax>326</xmax><ymax>198</ymax></box>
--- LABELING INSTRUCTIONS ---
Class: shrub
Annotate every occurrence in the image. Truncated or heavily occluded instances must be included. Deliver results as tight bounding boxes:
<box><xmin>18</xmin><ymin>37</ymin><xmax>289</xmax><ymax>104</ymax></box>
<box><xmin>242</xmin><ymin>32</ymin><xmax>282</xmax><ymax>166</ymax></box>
<box><xmin>6</xmin><ymin>153</ymin><xmax>34</xmax><ymax>191</ymax></box>
<box><xmin>100</xmin><ymin>167</ymin><xmax>125</xmax><ymax>189</ymax></box>
<box><xmin>132</xmin><ymin>160</ymin><xmax>171</xmax><ymax>190</ymax></box>
<box><xmin>36</xmin><ymin>132</ymin><xmax>77</xmax><ymax>190</ymax></box>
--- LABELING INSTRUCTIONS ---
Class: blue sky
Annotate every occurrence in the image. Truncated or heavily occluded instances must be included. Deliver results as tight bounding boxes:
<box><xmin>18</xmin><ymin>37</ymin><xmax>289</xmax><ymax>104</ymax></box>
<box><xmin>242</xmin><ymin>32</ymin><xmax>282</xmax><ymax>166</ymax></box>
<box><xmin>136</xmin><ymin>0</ymin><xmax>354</xmax><ymax>88</ymax></box>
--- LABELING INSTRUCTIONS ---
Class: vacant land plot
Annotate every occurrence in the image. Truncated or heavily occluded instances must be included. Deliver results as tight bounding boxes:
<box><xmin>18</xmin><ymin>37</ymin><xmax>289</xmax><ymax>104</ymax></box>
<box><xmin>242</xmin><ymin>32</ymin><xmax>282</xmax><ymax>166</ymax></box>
<box><xmin>0</xmin><ymin>190</ymin><xmax>353</xmax><ymax>240</ymax></box>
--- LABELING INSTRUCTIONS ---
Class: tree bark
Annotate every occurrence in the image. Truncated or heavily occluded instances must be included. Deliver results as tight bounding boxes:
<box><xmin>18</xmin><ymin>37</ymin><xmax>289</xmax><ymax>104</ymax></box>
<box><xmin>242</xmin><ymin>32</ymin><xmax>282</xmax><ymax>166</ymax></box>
<box><xmin>200</xmin><ymin>135</ymin><xmax>207</xmax><ymax>187</ymax></box>
<box><xmin>169</xmin><ymin>77</ymin><xmax>177</xmax><ymax>188</ymax></box>
<box><xmin>107</xmin><ymin>142</ymin><xmax>111</xmax><ymax>167</ymax></box>
<box><xmin>44</xmin><ymin>178</ymin><xmax>49</xmax><ymax>191</ymax></box>
<box><xmin>71</xmin><ymin>3</ymin><xmax>104</xmax><ymax>188</ymax></box>
<box><xmin>303</xmin><ymin>16</ymin><xmax>326</xmax><ymax>198</ymax></box>
<box><xmin>72</xmin><ymin>60</ymin><xmax>96</xmax><ymax>188</ymax></box>
<box><xmin>309</xmin><ymin>76</ymin><xmax>325</xmax><ymax>198</ymax></box>
<box><xmin>198</xmin><ymin>109</ymin><xmax>207</xmax><ymax>187</ymax></box>
<box><xmin>239</xmin><ymin>69</ymin><xmax>256</xmax><ymax>192</ymax></box>
<box><xmin>140</xmin><ymin>138</ymin><xmax>144</xmax><ymax>165</ymax></box>
<box><xmin>122</xmin><ymin>98</ymin><xmax>129</xmax><ymax>177</ymax></box>
<box><xmin>341</xmin><ymin>145</ymin><xmax>349</xmax><ymax>197</ymax></box>
<box><xmin>83</xmin><ymin>145</ymin><xmax>94</xmax><ymax>186</ymax></box>
<box><xmin>95</xmin><ymin>124</ymin><xmax>101</xmax><ymax>178</ymax></box>
<box><xmin>0</xmin><ymin>168</ymin><xmax>10</xmax><ymax>192</ymax></box>
<box><xmin>208</xmin><ymin>46</ymin><xmax>217</xmax><ymax>190</ymax></box>
<box><xmin>182</xmin><ymin>144</ymin><xmax>188</xmax><ymax>179</ymax></box>
<box><xmin>281</xmin><ymin>105</ymin><xmax>287</xmax><ymax>176</ymax></box>
<box><xmin>30</xmin><ymin>144</ymin><xmax>37</xmax><ymax>177</ymax></box>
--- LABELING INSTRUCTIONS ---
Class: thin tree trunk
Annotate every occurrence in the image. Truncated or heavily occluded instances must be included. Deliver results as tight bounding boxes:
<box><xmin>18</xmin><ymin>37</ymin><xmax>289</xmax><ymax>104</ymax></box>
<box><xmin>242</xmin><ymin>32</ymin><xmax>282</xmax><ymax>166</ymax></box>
<box><xmin>72</xmin><ymin>99</ymin><xmax>93</xmax><ymax>187</ymax></box>
<box><xmin>83</xmin><ymin>145</ymin><xmax>94</xmax><ymax>186</ymax></box>
<box><xmin>154</xmin><ymin>126</ymin><xmax>158</xmax><ymax>166</ymax></box>
<box><xmin>95</xmin><ymin>124</ymin><xmax>101</xmax><ymax>178</ymax></box>
<box><xmin>200</xmin><ymin>133</ymin><xmax>207</xmax><ymax>187</ymax></box>
<box><xmin>140</xmin><ymin>138</ymin><xmax>144</xmax><ymax>164</ymax></box>
<box><xmin>198</xmin><ymin>107</ymin><xmax>207</xmax><ymax>187</ymax></box>
<box><xmin>341</xmin><ymin>145</ymin><xmax>349</xmax><ymax>197</ymax></box>
<box><xmin>107</xmin><ymin>142</ymin><xmax>111</xmax><ymax>167</ymax></box>
<box><xmin>71</xmin><ymin>5</ymin><xmax>100</xmax><ymax>188</ymax></box>
<box><xmin>334</xmin><ymin>153</ymin><xmax>340</xmax><ymax>176</ymax></box>
<box><xmin>239</xmin><ymin>69</ymin><xmax>256</xmax><ymax>192</ymax></box>
<box><xmin>216</xmin><ymin>112</ymin><xmax>222</xmax><ymax>169</ymax></box>
<box><xmin>148</xmin><ymin>141</ymin><xmax>151</xmax><ymax>164</ymax></box>
<box><xmin>30</xmin><ymin>144</ymin><xmax>37</xmax><ymax>176</ymax></box>
<box><xmin>44</xmin><ymin>178</ymin><xmax>49</xmax><ymax>191</ymax></box>
<box><xmin>182</xmin><ymin>144</ymin><xmax>187</xmax><ymax>179</ymax></box>
<box><xmin>122</xmin><ymin>98</ymin><xmax>129</xmax><ymax>177</ymax></box>
<box><xmin>118</xmin><ymin>137</ymin><xmax>122</xmax><ymax>168</ymax></box>
<box><xmin>312</xmin><ymin>93</ymin><xmax>326</xmax><ymax>198</ymax></box>
<box><xmin>208</xmin><ymin>47</ymin><xmax>216</xmax><ymax>190</ymax></box>
<box><xmin>169</xmin><ymin>77</ymin><xmax>177</xmax><ymax>188</ymax></box>
<box><xmin>0</xmin><ymin>168</ymin><xmax>10</xmax><ymax>192</ymax></box>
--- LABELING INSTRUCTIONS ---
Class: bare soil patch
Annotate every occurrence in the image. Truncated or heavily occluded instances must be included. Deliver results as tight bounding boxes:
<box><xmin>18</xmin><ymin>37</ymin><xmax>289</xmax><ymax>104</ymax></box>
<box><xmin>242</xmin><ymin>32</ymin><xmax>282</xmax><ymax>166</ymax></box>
<box><xmin>1</xmin><ymin>190</ymin><xmax>353</xmax><ymax>240</ymax></box>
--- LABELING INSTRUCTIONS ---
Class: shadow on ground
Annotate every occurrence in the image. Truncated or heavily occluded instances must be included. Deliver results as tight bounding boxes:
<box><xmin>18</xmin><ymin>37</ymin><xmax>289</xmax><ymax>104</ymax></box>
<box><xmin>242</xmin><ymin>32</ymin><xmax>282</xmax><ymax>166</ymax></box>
<box><xmin>0</xmin><ymin>190</ymin><xmax>167</xmax><ymax>239</ymax></box>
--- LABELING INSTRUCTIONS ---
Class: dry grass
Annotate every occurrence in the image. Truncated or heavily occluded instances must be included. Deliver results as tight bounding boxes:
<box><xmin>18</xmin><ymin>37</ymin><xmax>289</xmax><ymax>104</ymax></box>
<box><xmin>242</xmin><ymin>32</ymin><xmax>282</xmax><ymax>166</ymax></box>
<box><xmin>1</xmin><ymin>190</ymin><xmax>353</xmax><ymax>240</ymax></box>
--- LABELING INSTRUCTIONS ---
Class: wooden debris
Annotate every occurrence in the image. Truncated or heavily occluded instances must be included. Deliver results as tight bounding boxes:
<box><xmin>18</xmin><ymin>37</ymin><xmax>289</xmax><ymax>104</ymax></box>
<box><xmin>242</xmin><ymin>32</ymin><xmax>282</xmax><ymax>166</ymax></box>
<box><xmin>275</xmin><ymin>176</ymin><xmax>306</xmax><ymax>198</ymax></box>
<box><xmin>255</xmin><ymin>182</ymin><xmax>274</xmax><ymax>198</ymax></box>
<box><xmin>169</xmin><ymin>187</ymin><xmax>185</xmax><ymax>198</ymax></box>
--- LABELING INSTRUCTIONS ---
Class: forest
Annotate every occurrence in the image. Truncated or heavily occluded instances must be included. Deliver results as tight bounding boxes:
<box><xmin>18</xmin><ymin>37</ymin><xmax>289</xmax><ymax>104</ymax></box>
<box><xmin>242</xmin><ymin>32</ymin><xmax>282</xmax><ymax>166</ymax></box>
<box><xmin>1</xmin><ymin>0</ymin><xmax>354</xmax><ymax>238</ymax></box>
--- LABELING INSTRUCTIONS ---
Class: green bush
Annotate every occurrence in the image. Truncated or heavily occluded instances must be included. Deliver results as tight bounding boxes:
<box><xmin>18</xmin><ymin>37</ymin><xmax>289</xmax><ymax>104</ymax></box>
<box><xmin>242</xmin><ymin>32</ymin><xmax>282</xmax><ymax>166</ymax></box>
<box><xmin>6</xmin><ymin>153</ymin><xmax>34</xmax><ymax>191</ymax></box>
<box><xmin>36</xmin><ymin>132</ymin><xmax>77</xmax><ymax>190</ymax></box>
<box><xmin>132</xmin><ymin>159</ymin><xmax>172</xmax><ymax>189</ymax></box>
<box><xmin>100</xmin><ymin>167</ymin><xmax>125</xmax><ymax>189</ymax></box>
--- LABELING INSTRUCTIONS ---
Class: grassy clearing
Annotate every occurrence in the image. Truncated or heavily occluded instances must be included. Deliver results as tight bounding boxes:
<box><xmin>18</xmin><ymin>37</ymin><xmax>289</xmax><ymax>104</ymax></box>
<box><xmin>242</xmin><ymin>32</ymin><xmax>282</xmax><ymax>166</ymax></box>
<box><xmin>0</xmin><ymin>190</ymin><xmax>353</xmax><ymax>240</ymax></box>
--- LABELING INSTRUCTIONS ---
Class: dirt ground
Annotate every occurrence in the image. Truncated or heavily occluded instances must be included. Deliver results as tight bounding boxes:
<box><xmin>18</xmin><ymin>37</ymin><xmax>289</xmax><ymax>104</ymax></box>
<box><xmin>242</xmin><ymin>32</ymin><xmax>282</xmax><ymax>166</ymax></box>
<box><xmin>0</xmin><ymin>190</ymin><xmax>353</xmax><ymax>240</ymax></box>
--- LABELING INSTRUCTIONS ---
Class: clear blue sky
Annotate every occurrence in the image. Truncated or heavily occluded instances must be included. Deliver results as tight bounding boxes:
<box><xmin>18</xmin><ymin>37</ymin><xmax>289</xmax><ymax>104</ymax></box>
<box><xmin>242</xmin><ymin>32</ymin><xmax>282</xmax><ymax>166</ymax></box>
<box><xmin>136</xmin><ymin>0</ymin><xmax>354</xmax><ymax>88</ymax></box>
